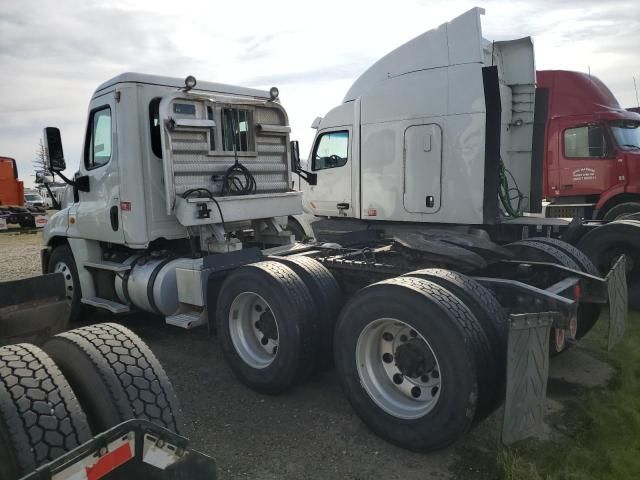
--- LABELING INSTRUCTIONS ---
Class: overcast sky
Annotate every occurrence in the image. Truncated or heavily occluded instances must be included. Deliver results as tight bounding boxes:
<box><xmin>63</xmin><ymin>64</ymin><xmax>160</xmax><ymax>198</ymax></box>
<box><xmin>1</xmin><ymin>0</ymin><xmax>638</xmax><ymax>187</ymax></box>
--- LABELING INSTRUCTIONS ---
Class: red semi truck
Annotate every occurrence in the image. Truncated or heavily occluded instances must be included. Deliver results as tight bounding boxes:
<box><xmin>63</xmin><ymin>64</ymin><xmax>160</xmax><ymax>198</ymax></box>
<box><xmin>538</xmin><ymin>70</ymin><xmax>640</xmax><ymax>220</ymax></box>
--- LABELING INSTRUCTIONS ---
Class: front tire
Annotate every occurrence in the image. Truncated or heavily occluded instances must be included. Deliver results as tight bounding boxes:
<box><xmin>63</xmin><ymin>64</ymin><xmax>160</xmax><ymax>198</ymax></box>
<box><xmin>603</xmin><ymin>202</ymin><xmax>640</xmax><ymax>221</ymax></box>
<box><xmin>47</xmin><ymin>245</ymin><xmax>83</xmax><ymax>323</ymax></box>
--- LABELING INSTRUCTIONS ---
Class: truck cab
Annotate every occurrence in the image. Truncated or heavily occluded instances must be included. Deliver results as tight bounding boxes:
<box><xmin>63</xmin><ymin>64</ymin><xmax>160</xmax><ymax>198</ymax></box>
<box><xmin>538</xmin><ymin>70</ymin><xmax>640</xmax><ymax>219</ymax></box>
<box><xmin>41</xmin><ymin>73</ymin><xmax>301</xmax><ymax>326</ymax></box>
<box><xmin>300</xmin><ymin>8</ymin><xmax>537</xmax><ymax>225</ymax></box>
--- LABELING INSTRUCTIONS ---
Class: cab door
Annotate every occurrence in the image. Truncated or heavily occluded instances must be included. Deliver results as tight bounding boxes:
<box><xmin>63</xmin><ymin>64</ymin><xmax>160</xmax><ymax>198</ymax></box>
<box><xmin>74</xmin><ymin>93</ymin><xmax>125</xmax><ymax>243</ymax></box>
<box><xmin>403</xmin><ymin>124</ymin><xmax>443</xmax><ymax>213</ymax></box>
<box><xmin>306</xmin><ymin>128</ymin><xmax>353</xmax><ymax>217</ymax></box>
<box><xmin>556</xmin><ymin>121</ymin><xmax>617</xmax><ymax>196</ymax></box>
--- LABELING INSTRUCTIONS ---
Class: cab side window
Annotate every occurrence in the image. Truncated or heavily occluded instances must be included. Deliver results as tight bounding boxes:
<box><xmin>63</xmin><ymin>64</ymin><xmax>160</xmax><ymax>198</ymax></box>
<box><xmin>564</xmin><ymin>125</ymin><xmax>609</xmax><ymax>159</ymax></box>
<box><xmin>85</xmin><ymin>106</ymin><xmax>112</xmax><ymax>169</ymax></box>
<box><xmin>312</xmin><ymin>131</ymin><xmax>349</xmax><ymax>171</ymax></box>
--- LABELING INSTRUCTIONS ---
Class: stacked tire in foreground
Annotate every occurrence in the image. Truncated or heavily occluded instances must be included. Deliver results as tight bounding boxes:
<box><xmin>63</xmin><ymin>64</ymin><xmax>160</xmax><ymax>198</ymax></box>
<box><xmin>215</xmin><ymin>256</ymin><xmax>509</xmax><ymax>451</ymax></box>
<box><xmin>0</xmin><ymin>323</ymin><xmax>179</xmax><ymax>480</ymax></box>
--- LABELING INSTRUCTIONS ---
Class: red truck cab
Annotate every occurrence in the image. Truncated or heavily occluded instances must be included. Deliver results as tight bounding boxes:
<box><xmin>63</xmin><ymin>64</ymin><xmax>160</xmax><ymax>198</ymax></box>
<box><xmin>538</xmin><ymin>70</ymin><xmax>640</xmax><ymax>219</ymax></box>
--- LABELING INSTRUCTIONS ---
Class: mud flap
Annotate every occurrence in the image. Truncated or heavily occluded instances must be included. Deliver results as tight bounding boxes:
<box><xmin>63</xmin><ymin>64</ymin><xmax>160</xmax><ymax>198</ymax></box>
<box><xmin>606</xmin><ymin>255</ymin><xmax>628</xmax><ymax>351</ymax></box>
<box><xmin>0</xmin><ymin>273</ymin><xmax>69</xmax><ymax>346</ymax></box>
<box><xmin>502</xmin><ymin>312</ymin><xmax>554</xmax><ymax>445</ymax></box>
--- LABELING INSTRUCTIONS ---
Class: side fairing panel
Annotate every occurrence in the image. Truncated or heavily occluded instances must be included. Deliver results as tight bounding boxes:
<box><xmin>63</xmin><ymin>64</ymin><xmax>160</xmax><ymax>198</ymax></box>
<box><xmin>360</xmin><ymin>63</ymin><xmax>487</xmax><ymax>224</ymax></box>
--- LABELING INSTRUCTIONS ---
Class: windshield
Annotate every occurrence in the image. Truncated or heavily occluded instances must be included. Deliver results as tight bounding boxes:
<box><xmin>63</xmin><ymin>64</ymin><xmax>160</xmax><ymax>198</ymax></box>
<box><xmin>25</xmin><ymin>194</ymin><xmax>42</xmax><ymax>201</ymax></box>
<box><xmin>609</xmin><ymin>120</ymin><xmax>640</xmax><ymax>151</ymax></box>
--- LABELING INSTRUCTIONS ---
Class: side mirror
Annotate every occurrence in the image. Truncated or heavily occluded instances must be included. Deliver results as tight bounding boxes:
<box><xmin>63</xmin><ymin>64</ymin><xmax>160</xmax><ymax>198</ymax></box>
<box><xmin>290</xmin><ymin>140</ymin><xmax>301</xmax><ymax>172</ymax></box>
<box><xmin>289</xmin><ymin>140</ymin><xmax>317</xmax><ymax>186</ymax></box>
<box><xmin>43</xmin><ymin>127</ymin><xmax>66</xmax><ymax>172</ymax></box>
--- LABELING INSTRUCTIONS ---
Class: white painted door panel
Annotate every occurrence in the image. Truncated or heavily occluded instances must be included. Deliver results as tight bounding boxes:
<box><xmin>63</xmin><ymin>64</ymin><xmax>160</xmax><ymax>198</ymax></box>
<box><xmin>75</xmin><ymin>93</ymin><xmax>124</xmax><ymax>243</ymax></box>
<box><xmin>403</xmin><ymin>124</ymin><xmax>442</xmax><ymax>213</ymax></box>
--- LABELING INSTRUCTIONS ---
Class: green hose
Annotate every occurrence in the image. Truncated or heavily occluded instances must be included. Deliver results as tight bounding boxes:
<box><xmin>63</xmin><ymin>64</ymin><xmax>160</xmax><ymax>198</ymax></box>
<box><xmin>498</xmin><ymin>160</ymin><xmax>528</xmax><ymax>217</ymax></box>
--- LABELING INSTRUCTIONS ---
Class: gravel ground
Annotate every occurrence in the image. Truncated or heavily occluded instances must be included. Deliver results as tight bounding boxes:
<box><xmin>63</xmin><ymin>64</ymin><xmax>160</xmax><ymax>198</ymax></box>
<box><xmin>0</xmin><ymin>230</ymin><xmax>612</xmax><ymax>479</ymax></box>
<box><xmin>0</xmin><ymin>231</ymin><xmax>43</xmax><ymax>281</ymax></box>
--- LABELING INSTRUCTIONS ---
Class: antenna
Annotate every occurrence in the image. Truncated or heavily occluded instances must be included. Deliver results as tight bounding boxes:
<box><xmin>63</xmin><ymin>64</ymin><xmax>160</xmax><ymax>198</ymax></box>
<box><xmin>634</xmin><ymin>76</ymin><xmax>639</xmax><ymax>108</ymax></box>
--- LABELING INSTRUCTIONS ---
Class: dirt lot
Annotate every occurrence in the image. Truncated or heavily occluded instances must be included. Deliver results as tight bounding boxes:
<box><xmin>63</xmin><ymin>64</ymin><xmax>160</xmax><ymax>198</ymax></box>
<box><xmin>0</xmin><ymin>231</ymin><xmax>615</xmax><ymax>479</ymax></box>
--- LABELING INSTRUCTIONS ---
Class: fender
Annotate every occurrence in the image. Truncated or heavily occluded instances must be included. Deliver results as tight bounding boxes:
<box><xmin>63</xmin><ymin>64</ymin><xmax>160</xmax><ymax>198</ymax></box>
<box><xmin>290</xmin><ymin>214</ymin><xmax>319</xmax><ymax>241</ymax></box>
<box><xmin>594</xmin><ymin>184</ymin><xmax>640</xmax><ymax>218</ymax></box>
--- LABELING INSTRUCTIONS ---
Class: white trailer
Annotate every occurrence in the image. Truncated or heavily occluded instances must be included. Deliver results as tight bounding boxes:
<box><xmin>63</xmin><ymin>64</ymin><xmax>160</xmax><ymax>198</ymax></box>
<box><xmin>32</xmin><ymin>9</ymin><xmax>629</xmax><ymax>453</ymax></box>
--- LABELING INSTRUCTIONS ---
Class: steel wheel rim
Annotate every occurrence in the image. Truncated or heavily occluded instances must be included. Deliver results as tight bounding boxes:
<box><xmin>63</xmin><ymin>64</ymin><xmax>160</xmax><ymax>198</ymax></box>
<box><xmin>229</xmin><ymin>292</ymin><xmax>279</xmax><ymax>369</ymax></box>
<box><xmin>356</xmin><ymin>318</ymin><xmax>442</xmax><ymax>419</ymax></box>
<box><xmin>53</xmin><ymin>261</ymin><xmax>75</xmax><ymax>305</ymax></box>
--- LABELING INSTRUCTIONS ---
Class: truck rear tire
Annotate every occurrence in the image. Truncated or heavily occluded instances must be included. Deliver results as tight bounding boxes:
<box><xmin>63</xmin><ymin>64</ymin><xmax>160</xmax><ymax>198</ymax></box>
<box><xmin>577</xmin><ymin>220</ymin><xmax>640</xmax><ymax>311</ymax></box>
<box><xmin>42</xmin><ymin>323</ymin><xmax>180</xmax><ymax>435</ymax></box>
<box><xmin>216</xmin><ymin>261</ymin><xmax>318</xmax><ymax>393</ymax></box>
<box><xmin>0</xmin><ymin>343</ymin><xmax>91</xmax><ymax>479</ymax></box>
<box><xmin>270</xmin><ymin>255</ymin><xmax>341</xmax><ymax>369</ymax></box>
<box><xmin>506</xmin><ymin>240</ymin><xmax>584</xmax><ymax>354</ymax></box>
<box><xmin>47</xmin><ymin>245</ymin><xmax>83</xmax><ymax>323</ymax></box>
<box><xmin>334</xmin><ymin>276</ymin><xmax>489</xmax><ymax>451</ymax></box>
<box><xmin>603</xmin><ymin>202</ymin><xmax>640</xmax><ymax>221</ymax></box>
<box><xmin>524</xmin><ymin>237</ymin><xmax>602</xmax><ymax>340</ymax></box>
<box><xmin>401</xmin><ymin>268</ymin><xmax>507</xmax><ymax>420</ymax></box>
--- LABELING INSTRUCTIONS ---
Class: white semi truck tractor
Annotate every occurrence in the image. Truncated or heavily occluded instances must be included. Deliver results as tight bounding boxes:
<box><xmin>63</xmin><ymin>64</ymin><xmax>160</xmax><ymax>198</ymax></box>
<box><xmin>33</xmin><ymin>8</ymin><xmax>628</xmax><ymax>452</ymax></box>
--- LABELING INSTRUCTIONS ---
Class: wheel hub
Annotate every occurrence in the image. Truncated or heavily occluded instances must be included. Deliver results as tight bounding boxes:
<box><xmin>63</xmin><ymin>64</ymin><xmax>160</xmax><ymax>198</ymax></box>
<box><xmin>395</xmin><ymin>339</ymin><xmax>435</xmax><ymax>378</ymax></box>
<box><xmin>356</xmin><ymin>318</ymin><xmax>442</xmax><ymax>420</ymax></box>
<box><xmin>255</xmin><ymin>310</ymin><xmax>278</xmax><ymax>341</ymax></box>
<box><xmin>229</xmin><ymin>292</ymin><xmax>279</xmax><ymax>369</ymax></box>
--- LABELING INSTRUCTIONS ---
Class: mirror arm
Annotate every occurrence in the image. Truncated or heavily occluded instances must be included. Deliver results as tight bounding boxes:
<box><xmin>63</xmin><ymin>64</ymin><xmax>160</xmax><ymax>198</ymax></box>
<box><xmin>43</xmin><ymin>182</ymin><xmax>61</xmax><ymax>210</ymax></box>
<box><xmin>293</xmin><ymin>167</ymin><xmax>317</xmax><ymax>186</ymax></box>
<box><xmin>53</xmin><ymin>169</ymin><xmax>75</xmax><ymax>187</ymax></box>
<box><xmin>51</xmin><ymin>170</ymin><xmax>90</xmax><ymax>193</ymax></box>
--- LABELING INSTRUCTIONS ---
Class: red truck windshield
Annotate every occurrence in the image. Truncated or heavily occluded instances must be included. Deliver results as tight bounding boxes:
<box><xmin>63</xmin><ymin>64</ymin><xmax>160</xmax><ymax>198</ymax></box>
<box><xmin>609</xmin><ymin>120</ymin><xmax>640</xmax><ymax>151</ymax></box>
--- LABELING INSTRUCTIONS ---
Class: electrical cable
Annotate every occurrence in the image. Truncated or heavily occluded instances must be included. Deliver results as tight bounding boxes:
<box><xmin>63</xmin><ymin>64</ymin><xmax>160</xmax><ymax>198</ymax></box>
<box><xmin>181</xmin><ymin>187</ymin><xmax>226</xmax><ymax>234</ymax></box>
<box><xmin>498</xmin><ymin>159</ymin><xmax>528</xmax><ymax>217</ymax></box>
<box><xmin>221</xmin><ymin>109</ymin><xmax>257</xmax><ymax>196</ymax></box>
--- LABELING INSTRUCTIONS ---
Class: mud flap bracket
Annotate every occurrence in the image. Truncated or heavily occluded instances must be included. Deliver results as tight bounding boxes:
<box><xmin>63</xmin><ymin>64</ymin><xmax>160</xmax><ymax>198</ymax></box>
<box><xmin>606</xmin><ymin>255</ymin><xmax>627</xmax><ymax>351</ymax></box>
<box><xmin>502</xmin><ymin>312</ymin><xmax>554</xmax><ymax>445</ymax></box>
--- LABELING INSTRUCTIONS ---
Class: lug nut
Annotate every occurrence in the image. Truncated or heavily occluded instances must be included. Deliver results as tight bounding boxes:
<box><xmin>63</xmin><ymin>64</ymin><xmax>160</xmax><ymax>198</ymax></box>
<box><xmin>399</xmin><ymin>334</ymin><xmax>408</xmax><ymax>342</ymax></box>
<box><xmin>431</xmin><ymin>370</ymin><xmax>439</xmax><ymax>379</ymax></box>
<box><xmin>421</xmin><ymin>374</ymin><xmax>429</xmax><ymax>383</ymax></box>
<box><xmin>254</xmin><ymin>305</ymin><xmax>263</xmax><ymax>312</ymax></box>
<box><xmin>382</xmin><ymin>353</ymin><xmax>393</xmax><ymax>364</ymax></box>
<box><xmin>261</xmin><ymin>337</ymin><xmax>268</xmax><ymax>345</ymax></box>
<box><xmin>431</xmin><ymin>386</ymin><xmax>439</xmax><ymax>396</ymax></box>
<box><xmin>411</xmin><ymin>387</ymin><xmax>421</xmax><ymax>398</ymax></box>
<box><xmin>272</xmin><ymin>346</ymin><xmax>278</xmax><ymax>355</ymax></box>
<box><xmin>393</xmin><ymin>373</ymin><xmax>403</xmax><ymax>384</ymax></box>
<box><xmin>382</xmin><ymin>332</ymin><xmax>393</xmax><ymax>341</ymax></box>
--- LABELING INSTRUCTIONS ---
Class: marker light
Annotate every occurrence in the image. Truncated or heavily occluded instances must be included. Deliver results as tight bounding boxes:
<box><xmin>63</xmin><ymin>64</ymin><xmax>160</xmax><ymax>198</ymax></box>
<box><xmin>184</xmin><ymin>75</ymin><xmax>197</xmax><ymax>90</ymax></box>
<box><xmin>269</xmin><ymin>86</ymin><xmax>279</xmax><ymax>100</ymax></box>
